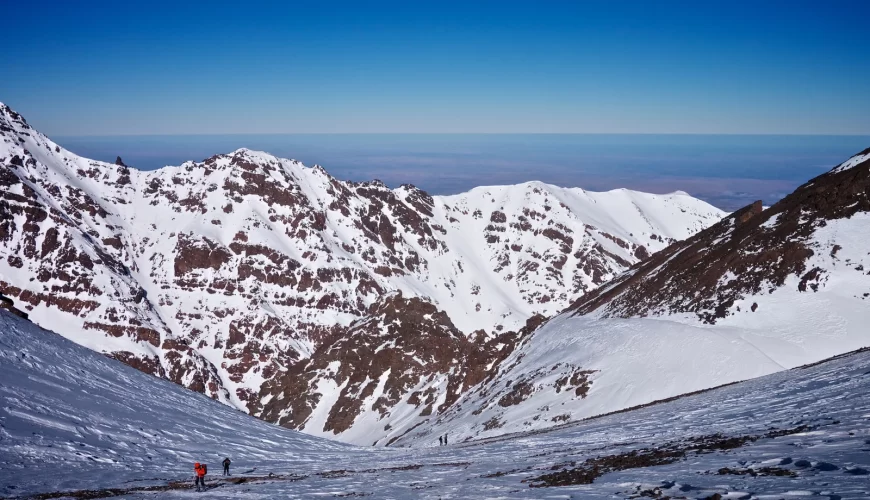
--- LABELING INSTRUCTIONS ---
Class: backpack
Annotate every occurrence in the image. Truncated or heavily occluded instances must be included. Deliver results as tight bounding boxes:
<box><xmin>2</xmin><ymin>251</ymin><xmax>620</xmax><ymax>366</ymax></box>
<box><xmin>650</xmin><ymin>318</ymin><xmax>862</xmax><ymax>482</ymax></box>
<box><xmin>202</xmin><ymin>463</ymin><xmax>207</xmax><ymax>474</ymax></box>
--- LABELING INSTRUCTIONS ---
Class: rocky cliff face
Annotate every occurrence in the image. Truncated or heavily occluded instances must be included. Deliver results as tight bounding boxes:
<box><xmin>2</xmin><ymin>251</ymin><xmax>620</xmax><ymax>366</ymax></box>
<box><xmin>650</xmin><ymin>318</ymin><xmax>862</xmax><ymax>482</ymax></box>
<box><xmin>0</xmin><ymin>102</ymin><xmax>725</xmax><ymax>443</ymax></box>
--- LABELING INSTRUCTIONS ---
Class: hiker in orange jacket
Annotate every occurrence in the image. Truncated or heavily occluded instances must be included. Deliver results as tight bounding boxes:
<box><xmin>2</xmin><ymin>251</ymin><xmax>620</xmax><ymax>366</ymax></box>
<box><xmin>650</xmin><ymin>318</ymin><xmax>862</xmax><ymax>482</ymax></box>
<box><xmin>194</xmin><ymin>462</ymin><xmax>207</xmax><ymax>491</ymax></box>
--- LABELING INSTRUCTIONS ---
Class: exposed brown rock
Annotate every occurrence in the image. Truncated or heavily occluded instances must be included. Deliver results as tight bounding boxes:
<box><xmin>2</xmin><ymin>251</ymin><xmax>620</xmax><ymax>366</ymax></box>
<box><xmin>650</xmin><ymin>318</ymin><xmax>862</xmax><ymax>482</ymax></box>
<box><xmin>83</xmin><ymin>322</ymin><xmax>161</xmax><ymax>347</ymax></box>
<box><xmin>174</xmin><ymin>234</ymin><xmax>232</xmax><ymax>276</ymax></box>
<box><xmin>106</xmin><ymin>351</ymin><xmax>165</xmax><ymax>377</ymax></box>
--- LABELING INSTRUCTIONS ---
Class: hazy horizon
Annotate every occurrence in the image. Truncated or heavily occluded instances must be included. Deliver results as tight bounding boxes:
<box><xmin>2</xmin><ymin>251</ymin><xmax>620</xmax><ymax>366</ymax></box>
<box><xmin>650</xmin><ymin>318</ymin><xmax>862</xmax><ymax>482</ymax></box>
<box><xmin>54</xmin><ymin>133</ymin><xmax>869</xmax><ymax>211</ymax></box>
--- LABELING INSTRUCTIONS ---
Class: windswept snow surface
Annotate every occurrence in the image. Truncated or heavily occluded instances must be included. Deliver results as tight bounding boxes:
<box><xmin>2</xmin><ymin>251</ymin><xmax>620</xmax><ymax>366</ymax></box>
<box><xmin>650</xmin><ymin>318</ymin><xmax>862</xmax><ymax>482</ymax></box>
<box><xmin>3</xmin><ymin>310</ymin><xmax>870</xmax><ymax>499</ymax></box>
<box><xmin>0</xmin><ymin>310</ymin><xmax>363</xmax><ymax>496</ymax></box>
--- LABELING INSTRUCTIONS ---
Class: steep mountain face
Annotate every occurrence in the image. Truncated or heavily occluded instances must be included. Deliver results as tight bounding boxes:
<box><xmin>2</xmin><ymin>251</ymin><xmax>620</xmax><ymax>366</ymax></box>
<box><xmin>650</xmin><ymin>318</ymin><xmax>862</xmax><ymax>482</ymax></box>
<box><xmin>388</xmin><ymin>148</ymin><xmax>870</xmax><ymax>445</ymax></box>
<box><xmin>0</xmin><ymin>102</ymin><xmax>725</xmax><ymax>443</ymax></box>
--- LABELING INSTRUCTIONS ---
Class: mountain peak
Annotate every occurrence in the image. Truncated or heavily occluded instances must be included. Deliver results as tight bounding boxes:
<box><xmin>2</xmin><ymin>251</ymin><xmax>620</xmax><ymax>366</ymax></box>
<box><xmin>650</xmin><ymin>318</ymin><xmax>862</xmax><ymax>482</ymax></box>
<box><xmin>0</xmin><ymin>102</ymin><xmax>30</xmax><ymax>132</ymax></box>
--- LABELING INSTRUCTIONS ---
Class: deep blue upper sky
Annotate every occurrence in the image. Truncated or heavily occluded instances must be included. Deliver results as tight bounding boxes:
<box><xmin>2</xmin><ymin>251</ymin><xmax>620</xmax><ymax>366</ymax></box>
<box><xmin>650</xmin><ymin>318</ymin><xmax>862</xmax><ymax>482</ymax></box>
<box><xmin>2</xmin><ymin>1</ymin><xmax>869</xmax><ymax>135</ymax></box>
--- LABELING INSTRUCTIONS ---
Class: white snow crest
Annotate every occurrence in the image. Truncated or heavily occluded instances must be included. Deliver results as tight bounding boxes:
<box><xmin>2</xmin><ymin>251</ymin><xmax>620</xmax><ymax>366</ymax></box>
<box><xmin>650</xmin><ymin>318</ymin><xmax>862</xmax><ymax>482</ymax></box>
<box><xmin>831</xmin><ymin>150</ymin><xmax>870</xmax><ymax>173</ymax></box>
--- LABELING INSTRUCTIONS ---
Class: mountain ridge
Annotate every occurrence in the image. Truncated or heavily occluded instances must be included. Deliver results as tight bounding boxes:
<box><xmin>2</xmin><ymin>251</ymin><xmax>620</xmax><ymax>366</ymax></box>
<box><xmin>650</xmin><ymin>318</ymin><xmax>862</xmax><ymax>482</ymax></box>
<box><xmin>569</xmin><ymin>147</ymin><xmax>870</xmax><ymax>323</ymax></box>
<box><xmin>2</xmin><ymin>101</ymin><xmax>868</xmax><ymax>447</ymax></box>
<box><xmin>0</xmin><ymin>101</ymin><xmax>725</xmax><ymax>444</ymax></box>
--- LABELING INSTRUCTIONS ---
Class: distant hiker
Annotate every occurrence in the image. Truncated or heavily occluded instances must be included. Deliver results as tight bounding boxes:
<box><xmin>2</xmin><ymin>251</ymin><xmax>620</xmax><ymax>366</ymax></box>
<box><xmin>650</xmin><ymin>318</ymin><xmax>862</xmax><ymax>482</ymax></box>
<box><xmin>444</xmin><ymin>432</ymin><xmax>448</xmax><ymax>445</ymax></box>
<box><xmin>222</xmin><ymin>457</ymin><xmax>231</xmax><ymax>476</ymax></box>
<box><xmin>194</xmin><ymin>462</ymin><xmax>207</xmax><ymax>491</ymax></box>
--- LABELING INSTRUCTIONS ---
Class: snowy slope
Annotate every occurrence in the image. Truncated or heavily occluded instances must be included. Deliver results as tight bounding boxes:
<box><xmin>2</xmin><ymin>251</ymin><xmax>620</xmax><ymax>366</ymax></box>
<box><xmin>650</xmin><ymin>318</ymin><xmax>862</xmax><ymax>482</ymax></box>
<box><xmin>0</xmin><ymin>309</ymin><xmax>365</xmax><ymax>497</ymax></box>
<box><xmin>0</xmin><ymin>102</ymin><xmax>724</xmax><ymax>441</ymax></box>
<box><xmin>4</xmin><ymin>308</ymin><xmax>870</xmax><ymax>499</ymax></box>
<box><xmin>390</xmin><ymin>314</ymin><xmax>788</xmax><ymax>445</ymax></box>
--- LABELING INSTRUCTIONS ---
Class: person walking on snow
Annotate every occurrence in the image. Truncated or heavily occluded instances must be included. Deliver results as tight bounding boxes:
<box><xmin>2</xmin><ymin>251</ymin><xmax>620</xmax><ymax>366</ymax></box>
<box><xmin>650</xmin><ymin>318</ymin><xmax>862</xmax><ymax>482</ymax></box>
<box><xmin>438</xmin><ymin>435</ymin><xmax>443</xmax><ymax>446</ymax></box>
<box><xmin>222</xmin><ymin>457</ymin><xmax>231</xmax><ymax>476</ymax></box>
<box><xmin>443</xmin><ymin>432</ymin><xmax>448</xmax><ymax>445</ymax></box>
<box><xmin>194</xmin><ymin>462</ymin><xmax>207</xmax><ymax>491</ymax></box>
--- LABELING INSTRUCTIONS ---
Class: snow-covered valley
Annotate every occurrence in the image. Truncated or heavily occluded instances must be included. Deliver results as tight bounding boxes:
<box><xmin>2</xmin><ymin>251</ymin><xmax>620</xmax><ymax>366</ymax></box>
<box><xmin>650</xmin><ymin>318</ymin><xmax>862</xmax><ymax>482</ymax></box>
<box><xmin>3</xmin><ymin>308</ymin><xmax>870</xmax><ymax>499</ymax></box>
<box><xmin>3</xmin><ymin>143</ymin><xmax>870</xmax><ymax>494</ymax></box>
<box><xmin>381</xmin><ymin>146</ymin><xmax>870</xmax><ymax>446</ymax></box>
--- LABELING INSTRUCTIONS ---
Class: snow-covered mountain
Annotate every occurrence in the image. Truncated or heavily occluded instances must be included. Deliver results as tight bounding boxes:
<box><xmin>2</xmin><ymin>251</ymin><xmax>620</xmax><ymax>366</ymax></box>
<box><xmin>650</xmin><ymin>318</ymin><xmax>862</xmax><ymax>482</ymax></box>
<box><xmin>0</xmin><ymin>102</ymin><xmax>724</xmax><ymax>442</ymax></box>
<box><xmin>4</xmin><ymin>308</ymin><xmax>870</xmax><ymax>499</ymax></box>
<box><xmin>391</xmin><ymin>148</ymin><xmax>870</xmax><ymax>445</ymax></box>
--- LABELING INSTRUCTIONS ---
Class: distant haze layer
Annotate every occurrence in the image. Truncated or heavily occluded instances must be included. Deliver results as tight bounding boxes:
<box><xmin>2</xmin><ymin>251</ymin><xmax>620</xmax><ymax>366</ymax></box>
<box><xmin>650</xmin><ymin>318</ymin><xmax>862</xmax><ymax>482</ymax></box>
<box><xmin>55</xmin><ymin>134</ymin><xmax>868</xmax><ymax>211</ymax></box>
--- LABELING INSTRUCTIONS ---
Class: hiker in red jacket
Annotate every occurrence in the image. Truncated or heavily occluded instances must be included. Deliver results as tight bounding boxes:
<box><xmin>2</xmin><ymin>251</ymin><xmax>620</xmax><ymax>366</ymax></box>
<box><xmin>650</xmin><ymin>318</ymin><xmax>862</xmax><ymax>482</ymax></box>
<box><xmin>194</xmin><ymin>462</ymin><xmax>207</xmax><ymax>491</ymax></box>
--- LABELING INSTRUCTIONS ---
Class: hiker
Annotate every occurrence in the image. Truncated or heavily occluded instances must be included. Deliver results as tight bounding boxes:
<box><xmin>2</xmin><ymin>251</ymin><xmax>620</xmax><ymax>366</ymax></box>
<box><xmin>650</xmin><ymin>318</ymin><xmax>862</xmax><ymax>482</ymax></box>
<box><xmin>222</xmin><ymin>457</ymin><xmax>231</xmax><ymax>476</ymax></box>
<box><xmin>194</xmin><ymin>462</ymin><xmax>207</xmax><ymax>491</ymax></box>
<box><xmin>438</xmin><ymin>435</ymin><xmax>443</xmax><ymax>446</ymax></box>
<box><xmin>444</xmin><ymin>432</ymin><xmax>448</xmax><ymax>445</ymax></box>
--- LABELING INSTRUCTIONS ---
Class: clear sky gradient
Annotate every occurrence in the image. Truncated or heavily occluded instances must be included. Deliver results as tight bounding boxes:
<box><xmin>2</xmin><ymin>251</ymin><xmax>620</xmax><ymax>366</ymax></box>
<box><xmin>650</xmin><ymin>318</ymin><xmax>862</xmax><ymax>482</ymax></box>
<box><xmin>2</xmin><ymin>1</ymin><xmax>869</xmax><ymax>135</ymax></box>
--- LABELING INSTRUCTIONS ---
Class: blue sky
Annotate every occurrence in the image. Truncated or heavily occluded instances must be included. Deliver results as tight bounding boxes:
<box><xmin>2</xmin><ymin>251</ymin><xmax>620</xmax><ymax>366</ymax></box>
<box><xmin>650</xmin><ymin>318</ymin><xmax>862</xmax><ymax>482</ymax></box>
<box><xmin>2</xmin><ymin>1</ymin><xmax>869</xmax><ymax>135</ymax></box>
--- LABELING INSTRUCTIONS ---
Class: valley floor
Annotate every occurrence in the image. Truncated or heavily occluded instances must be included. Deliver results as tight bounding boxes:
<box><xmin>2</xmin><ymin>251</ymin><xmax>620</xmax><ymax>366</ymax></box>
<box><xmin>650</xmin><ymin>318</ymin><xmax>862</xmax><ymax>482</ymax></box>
<box><xmin>3</xmin><ymin>310</ymin><xmax>870</xmax><ymax>499</ymax></box>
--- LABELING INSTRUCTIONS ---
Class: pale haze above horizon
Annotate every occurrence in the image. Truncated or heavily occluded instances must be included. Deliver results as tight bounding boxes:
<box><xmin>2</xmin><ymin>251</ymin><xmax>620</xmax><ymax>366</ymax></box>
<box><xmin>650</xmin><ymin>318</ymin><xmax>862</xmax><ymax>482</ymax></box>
<box><xmin>2</xmin><ymin>1</ymin><xmax>869</xmax><ymax>136</ymax></box>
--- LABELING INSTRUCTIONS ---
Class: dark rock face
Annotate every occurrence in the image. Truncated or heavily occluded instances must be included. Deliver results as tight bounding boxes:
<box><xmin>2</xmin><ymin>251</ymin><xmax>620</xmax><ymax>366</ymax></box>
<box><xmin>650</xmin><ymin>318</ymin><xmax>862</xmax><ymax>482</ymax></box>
<box><xmin>107</xmin><ymin>351</ymin><xmax>164</xmax><ymax>377</ymax></box>
<box><xmin>571</xmin><ymin>151</ymin><xmax>870</xmax><ymax>323</ymax></box>
<box><xmin>0</xmin><ymin>292</ymin><xmax>29</xmax><ymax>320</ymax></box>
